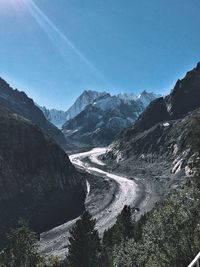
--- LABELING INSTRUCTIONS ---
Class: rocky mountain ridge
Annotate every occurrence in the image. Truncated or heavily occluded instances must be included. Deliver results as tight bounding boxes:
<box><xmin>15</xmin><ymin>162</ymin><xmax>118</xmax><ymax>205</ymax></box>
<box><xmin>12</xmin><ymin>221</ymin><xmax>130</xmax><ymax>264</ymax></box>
<box><xmin>0</xmin><ymin>78</ymin><xmax>67</xmax><ymax>149</ymax></box>
<box><xmin>104</xmin><ymin>62</ymin><xmax>200</xmax><ymax>188</ymax></box>
<box><xmin>40</xmin><ymin>90</ymin><xmax>159</xmax><ymax>129</ymax></box>
<box><xmin>38</xmin><ymin>90</ymin><xmax>108</xmax><ymax>129</ymax></box>
<box><xmin>0</xmin><ymin>104</ymin><xmax>86</xmax><ymax>246</ymax></box>
<box><xmin>62</xmin><ymin>90</ymin><xmax>159</xmax><ymax>149</ymax></box>
<box><xmin>65</xmin><ymin>90</ymin><xmax>108</xmax><ymax>121</ymax></box>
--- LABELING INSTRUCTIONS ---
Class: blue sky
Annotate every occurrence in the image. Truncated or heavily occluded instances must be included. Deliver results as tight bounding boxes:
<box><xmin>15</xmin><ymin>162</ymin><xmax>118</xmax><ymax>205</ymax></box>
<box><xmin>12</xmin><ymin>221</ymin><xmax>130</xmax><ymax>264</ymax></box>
<box><xmin>0</xmin><ymin>0</ymin><xmax>200</xmax><ymax>110</ymax></box>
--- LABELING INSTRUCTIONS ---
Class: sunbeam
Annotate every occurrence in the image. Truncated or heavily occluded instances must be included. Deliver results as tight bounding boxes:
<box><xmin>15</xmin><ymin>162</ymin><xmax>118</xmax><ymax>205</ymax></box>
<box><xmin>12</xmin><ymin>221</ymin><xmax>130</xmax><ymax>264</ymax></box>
<box><xmin>22</xmin><ymin>0</ymin><xmax>112</xmax><ymax>88</ymax></box>
<box><xmin>0</xmin><ymin>0</ymin><xmax>25</xmax><ymax>12</ymax></box>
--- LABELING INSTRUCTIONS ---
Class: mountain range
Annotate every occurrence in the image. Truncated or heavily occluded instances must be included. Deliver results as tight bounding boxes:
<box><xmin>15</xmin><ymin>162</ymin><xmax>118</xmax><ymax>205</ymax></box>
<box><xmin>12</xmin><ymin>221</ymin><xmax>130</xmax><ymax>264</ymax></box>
<box><xmin>1</xmin><ymin>61</ymin><xmax>200</xmax><ymax>265</ymax></box>
<box><xmin>39</xmin><ymin>90</ymin><xmax>108</xmax><ymax>128</ymax></box>
<box><xmin>40</xmin><ymin>90</ymin><xmax>159</xmax><ymax>149</ymax></box>
<box><xmin>104</xmin><ymin>62</ymin><xmax>200</xmax><ymax>192</ymax></box>
<box><xmin>0</xmin><ymin>76</ymin><xmax>158</xmax><ymax>253</ymax></box>
<box><xmin>63</xmin><ymin>90</ymin><xmax>159</xmax><ymax>148</ymax></box>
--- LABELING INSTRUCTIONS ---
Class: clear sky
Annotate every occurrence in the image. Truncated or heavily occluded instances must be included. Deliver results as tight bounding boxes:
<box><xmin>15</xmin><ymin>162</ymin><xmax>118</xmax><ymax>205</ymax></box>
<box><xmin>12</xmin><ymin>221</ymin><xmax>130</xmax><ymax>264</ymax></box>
<box><xmin>0</xmin><ymin>0</ymin><xmax>200</xmax><ymax>110</ymax></box>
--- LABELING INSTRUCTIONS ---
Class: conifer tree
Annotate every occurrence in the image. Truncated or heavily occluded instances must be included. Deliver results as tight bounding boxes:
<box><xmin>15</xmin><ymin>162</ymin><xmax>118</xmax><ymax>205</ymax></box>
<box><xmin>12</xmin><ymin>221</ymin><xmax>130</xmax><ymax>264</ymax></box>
<box><xmin>67</xmin><ymin>211</ymin><xmax>101</xmax><ymax>267</ymax></box>
<box><xmin>0</xmin><ymin>220</ymin><xmax>42</xmax><ymax>267</ymax></box>
<box><xmin>102</xmin><ymin>205</ymin><xmax>135</xmax><ymax>266</ymax></box>
<box><xmin>112</xmin><ymin>205</ymin><xmax>134</xmax><ymax>245</ymax></box>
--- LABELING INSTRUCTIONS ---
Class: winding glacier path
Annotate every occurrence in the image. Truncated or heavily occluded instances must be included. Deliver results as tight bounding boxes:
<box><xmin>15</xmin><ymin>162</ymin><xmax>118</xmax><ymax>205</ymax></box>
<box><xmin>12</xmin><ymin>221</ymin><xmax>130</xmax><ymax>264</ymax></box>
<box><xmin>39</xmin><ymin>148</ymin><xmax>140</xmax><ymax>258</ymax></box>
<box><xmin>70</xmin><ymin>148</ymin><xmax>139</xmax><ymax>234</ymax></box>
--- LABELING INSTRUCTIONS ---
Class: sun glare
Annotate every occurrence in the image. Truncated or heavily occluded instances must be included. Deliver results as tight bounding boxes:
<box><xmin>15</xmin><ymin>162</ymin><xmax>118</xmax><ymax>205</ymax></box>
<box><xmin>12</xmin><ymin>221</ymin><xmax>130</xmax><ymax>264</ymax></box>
<box><xmin>0</xmin><ymin>0</ymin><xmax>26</xmax><ymax>11</ymax></box>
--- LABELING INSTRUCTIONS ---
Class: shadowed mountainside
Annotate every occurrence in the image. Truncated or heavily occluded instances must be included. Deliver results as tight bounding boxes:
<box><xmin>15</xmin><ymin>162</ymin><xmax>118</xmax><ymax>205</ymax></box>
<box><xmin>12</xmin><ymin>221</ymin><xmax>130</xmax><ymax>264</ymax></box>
<box><xmin>105</xmin><ymin>62</ymin><xmax>200</xmax><ymax>166</ymax></box>
<box><xmin>0</xmin><ymin>78</ymin><xmax>68</xmax><ymax>149</ymax></box>
<box><xmin>62</xmin><ymin>91</ymin><xmax>159</xmax><ymax>149</ymax></box>
<box><xmin>0</xmin><ymin>104</ymin><xmax>86</xmax><ymax>246</ymax></box>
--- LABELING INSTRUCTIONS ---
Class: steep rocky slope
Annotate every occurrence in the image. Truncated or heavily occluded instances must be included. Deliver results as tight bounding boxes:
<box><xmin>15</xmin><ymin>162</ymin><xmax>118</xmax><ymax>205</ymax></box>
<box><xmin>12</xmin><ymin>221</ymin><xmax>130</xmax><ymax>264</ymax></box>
<box><xmin>105</xmin><ymin>62</ymin><xmax>200</xmax><ymax>188</ymax></box>
<box><xmin>62</xmin><ymin>92</ymin><xmax>159</xmax><ymax>148</ymax></box>
<box><xmin>0</xmin><ymin>104</ymin><xmax>86</xmax><ymax>246</ymax></box>
<box><xmin>39</xmin><ymin>90</ymin><xmax>109</xmax><ymax>132</ymax></box>
<box><xmin>65</xmin><ymin>90</ymin><xmax>108</xmax><ymax>120</ymax></box>
<box><xmin>0</xmin><ymin>78</ymin><xmax>67</xmax><ymax>149</ymax></box>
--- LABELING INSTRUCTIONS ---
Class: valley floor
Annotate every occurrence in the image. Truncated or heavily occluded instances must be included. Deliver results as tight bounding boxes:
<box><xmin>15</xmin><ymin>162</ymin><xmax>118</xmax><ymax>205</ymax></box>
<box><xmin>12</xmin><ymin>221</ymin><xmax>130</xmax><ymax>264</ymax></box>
<box><xmin>39</xmin><ymin>148</ymin><xmax>159</xmax><ymax>259</ymax></box>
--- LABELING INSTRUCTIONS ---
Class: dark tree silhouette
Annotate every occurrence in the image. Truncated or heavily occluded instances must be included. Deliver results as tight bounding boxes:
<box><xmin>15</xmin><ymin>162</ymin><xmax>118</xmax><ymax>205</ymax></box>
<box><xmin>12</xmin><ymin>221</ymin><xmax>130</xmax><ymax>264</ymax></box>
<box><xmin>0</xmin><ymin>220</ymin><xmax>42</xmax><ymax>267</ymax></box>
<box><xmin>67</xmin><ymin>211</ymin><xmax>101</xmax><ymax>267</ymax></box>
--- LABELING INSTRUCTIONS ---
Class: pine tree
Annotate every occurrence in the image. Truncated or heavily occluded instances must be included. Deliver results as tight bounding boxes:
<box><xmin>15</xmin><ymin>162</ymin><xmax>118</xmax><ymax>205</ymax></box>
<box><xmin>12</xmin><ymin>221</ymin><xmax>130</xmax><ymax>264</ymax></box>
<box><xmin>102</xmin><ymin>205</ymin><xmax>135</xmax><ymax>266</ymax></box>
<box><xmin>67</xmin><ymin>211</ymin><xmax>101</xmax><ymax>267</ymax></box>
<box><xmin>112</xmin><ymin>205</ymin><xmax>134</xmax><ymax>245</ymax></box>
<box><xmin>0</xmin><ymin>220</ymin><xmax>42</xmax><ymax>267</ymax></box>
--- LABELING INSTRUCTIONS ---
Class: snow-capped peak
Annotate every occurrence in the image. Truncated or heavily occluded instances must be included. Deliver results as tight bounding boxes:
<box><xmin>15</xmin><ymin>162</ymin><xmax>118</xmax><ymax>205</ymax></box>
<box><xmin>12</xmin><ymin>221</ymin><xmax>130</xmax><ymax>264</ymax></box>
<box><xmin>39</xmin><ymin>106</ymin><xmax>67</xmax><ymax>129</ymax></box>
<box><xmin>117</xmin><ymin>92</ymin><xmax>138</xmax><ymax>102</ymax></box>
<box><xmin>40</xmin><ymin>89</ymin><xmax>160</xmax><ymax>129</ymax></box>
<box><xmin>138</xmin><ymin>90</ymin><xmax>161</xmax><ymax>107</ymax></box>
<box><xmin>65</xmin><ymin>90</ymin><xmax>108</xmax><ymax>120</ymax></box>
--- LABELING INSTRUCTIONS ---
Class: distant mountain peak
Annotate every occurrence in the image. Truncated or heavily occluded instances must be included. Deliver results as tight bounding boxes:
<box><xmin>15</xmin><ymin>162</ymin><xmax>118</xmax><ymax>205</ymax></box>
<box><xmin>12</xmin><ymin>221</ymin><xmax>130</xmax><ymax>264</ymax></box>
<box><xmin>40</xmin><ymin>89</ymin><xmax>160</xmax><ymax>134</ymax></box>
<box><xmin>105</xmin><ymin>62</ymin><xmax>200</xmax><ymax>164</ymax></box>
<box><xmin>81</xmin><ymin>89</ymin><xmax>108</xmax><ymax>96</ymax></box>
<box><xmin>65</xmin><ymin>90</ymin><xmax>109</xmax><ymax>121</ymax></box>
<box><xmin>138</xmin><ymin>90</ymin><xmax>161</xmax><ymax>107</ymax></box>
<box><xmin>117</xmin><ymin>92</ymin><xmax>138</xmax><ymax>102</ymax></box>
<box><xmin>39</xmin><ymin>106</ymin><xmax>68</xmax><ymax>129</ymax></box>
<box><xmin>62</xmin><ymin>89</ymin><xmax>159</xmax><ymax>149</ymax></box>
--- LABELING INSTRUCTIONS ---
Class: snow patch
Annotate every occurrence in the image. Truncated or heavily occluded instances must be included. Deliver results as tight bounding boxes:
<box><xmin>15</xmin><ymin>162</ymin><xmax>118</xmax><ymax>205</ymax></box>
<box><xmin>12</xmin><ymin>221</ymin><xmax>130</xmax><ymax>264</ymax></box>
<box><xmin>172</xmin><ymin>158</ymin><xmax>183</xmax><ymax>173</ymax></box>
<box><xmin>163</xmin><ymin>122</ymin><xmax>170</xmax><ymax>127</ymax></box>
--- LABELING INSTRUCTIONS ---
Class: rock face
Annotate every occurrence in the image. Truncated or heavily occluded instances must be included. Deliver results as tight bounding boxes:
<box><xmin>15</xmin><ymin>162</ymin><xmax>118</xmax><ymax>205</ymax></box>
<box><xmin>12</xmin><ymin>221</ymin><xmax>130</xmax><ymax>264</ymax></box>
<box><xmin>0</xmin><ymin>104</ymin><xmax>86</xmax><ymax>246</ymax></box>
<box><xmin>105</xmin><ymin>62</ymin><xmax>200</xmax><ymax>174</ymax></box>
<box><xmin>165</xmin><ymin>62</ymin><xmax>200</xmax><ymax>119</ymax></box>
<box><xmin>65</xmin><ymin>90</ymin><xmax>108</xmax><ymax>121</ymax></box>
<box><xmin>62</xmin><ymin>91</ymin><xmax>159</xmax><ymax>148</ymax></box>
<box><xmin>39</xmin><ymin>90</ymin><xmax>110</xmax><ymax>132</ymax></box>
<box><xmin>39</xmin><ymin>90</ymin><xmax>159</xmax><ymax>149</ymax></box>
<box><xmin>0</xmin><ymin>78</ymin><xmax>67</xmax><ymax>149</ymax></box>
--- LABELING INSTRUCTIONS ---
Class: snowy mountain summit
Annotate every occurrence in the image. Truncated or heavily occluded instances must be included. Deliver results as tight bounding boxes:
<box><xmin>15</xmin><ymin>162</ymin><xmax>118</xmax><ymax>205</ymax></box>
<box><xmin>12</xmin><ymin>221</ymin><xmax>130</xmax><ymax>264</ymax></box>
<box><xmin>65</xmin><ymin>90</ymin><xmax>108</xmax><ymax>121</ymax></box>
<box><xmin>40</xmin><ymin>90</ymin><xmax>108</xmax><ymax>128</ymax></box>
<box><xmin>65</xmin><ymin>90</ymin><xmax>159</xmax><ymax>118</ymax></box>
<box><xmin>117</xmin><ymin>92</ymin><xmax>138</xmax><ymax>102</ymax></box>
<box><xmin>62</xmin><ymin>90</ymin><xmax>160</xmax><ymax>148</ymax></box>
<box><xmin>138</xmin><ymin>90</ymin><xmax>159</xmax><ymax>107</ymax></box>
<box><xmin>40</xmin><ymin>89</ymin><xmax>160</xmax><ymax>149</ymax></box>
